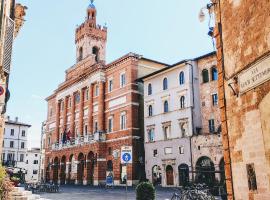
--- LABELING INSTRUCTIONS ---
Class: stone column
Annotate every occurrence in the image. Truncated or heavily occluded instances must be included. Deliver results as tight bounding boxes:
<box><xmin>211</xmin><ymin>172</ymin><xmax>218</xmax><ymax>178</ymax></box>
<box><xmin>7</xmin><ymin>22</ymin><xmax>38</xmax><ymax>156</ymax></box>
<box><xmin>98</xmin><ymin>82</ymin><xmax>105</xmax><ymax>132</ymax></box>
<box><xmin>88</xmin><ymin>84</ymin><xmax>93</xmax><ymax>134</ymax></box>
<box><xmin>70</xmin><ymin>93</ymin><xmax>75</xmax><ymax>138</ymax></box>
<box><xmin>79</xmin><ymin>88</ymin><xmax>85</xmax><ymax>136</ymax></box>
<box><xmin>55</xmin><ymin>100</ymin><xmax>61</xmax><ymax>143</ymax></box>
<box><xmin>63</xmin><ymin>96</ymin><xmax>68</xmax><ymax>130</ymax></box>
<box><xmin>83</xmin><ymin>162</ymin><xmax>88</xmax><ymax>185</ymax></box>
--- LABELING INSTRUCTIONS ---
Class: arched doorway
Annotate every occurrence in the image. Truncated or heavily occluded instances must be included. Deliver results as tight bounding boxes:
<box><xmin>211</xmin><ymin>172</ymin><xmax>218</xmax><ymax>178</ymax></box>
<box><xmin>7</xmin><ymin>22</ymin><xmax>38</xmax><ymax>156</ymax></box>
<box><xmin>45</xmin><ymin>157</ymin><xmax>50</xmax><ymax>183</ymax></box>
<box><xmin>178</xmin><ymin>164</ymin><xmax>189</xmax><ymax>186</ymax></box>
<box><xmin>77</xmin><ymin>153</ymin><xmax>85</xmax><ymax>185</ymax></box>
<box><xmin>166</xmin><ymin>165</ymin><xmax>174</xmax><ymax>186</ymax></box>
<box><xmin>60</xmin><ymin>156</ymin><xmax>66</xmax><ymax>184</ymax></box>
<box><xmin>195</xmin><ymin>156</ymin><xmax>215</xmax><ymax>186</ymax></box>
<box><xmin>53</xmin><ymin>157</ymin><xmax>59</xmax><ymax>184</ymax></box>
<box><xmin>152</xmin><ymin>165</ymin><xmax>162</xmax><ymax>186</ymax></box>
<box><xmin>87</xmin><ymin>151</ymin><xmax>94</xmax><ymax>185</ymax></box>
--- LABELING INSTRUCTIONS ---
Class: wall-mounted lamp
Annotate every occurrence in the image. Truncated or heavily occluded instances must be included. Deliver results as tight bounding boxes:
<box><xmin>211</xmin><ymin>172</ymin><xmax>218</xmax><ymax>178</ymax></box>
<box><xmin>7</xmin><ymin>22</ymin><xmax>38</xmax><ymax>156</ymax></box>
<box><xmin>228</xmin><ymin>77</ymin><xmax>239</xmax><ymax>96</ymax></box>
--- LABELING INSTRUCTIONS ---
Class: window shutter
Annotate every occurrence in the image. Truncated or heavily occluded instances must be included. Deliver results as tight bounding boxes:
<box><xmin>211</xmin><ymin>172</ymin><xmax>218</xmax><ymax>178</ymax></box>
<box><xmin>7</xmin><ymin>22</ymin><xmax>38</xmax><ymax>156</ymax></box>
<box><xmin>2</xmin><ymin>17</ymin><xmax>15</xmax><ymax>74</ymax></box>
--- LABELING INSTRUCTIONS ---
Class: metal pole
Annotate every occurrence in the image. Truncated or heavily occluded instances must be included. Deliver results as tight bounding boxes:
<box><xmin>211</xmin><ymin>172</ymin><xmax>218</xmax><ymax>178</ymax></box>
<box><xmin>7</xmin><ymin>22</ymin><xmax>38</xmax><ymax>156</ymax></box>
<box><xmin>125</xmin><ymin>163</ymin><xmax>128</xmax><ymax>200</ymax></box>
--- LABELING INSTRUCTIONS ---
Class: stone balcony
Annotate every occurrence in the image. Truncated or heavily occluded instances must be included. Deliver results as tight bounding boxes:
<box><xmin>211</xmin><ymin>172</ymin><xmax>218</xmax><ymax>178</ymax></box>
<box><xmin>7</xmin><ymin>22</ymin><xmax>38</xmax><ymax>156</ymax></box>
<box><xmin>51</xmin><ymin>132</ymin><xmax>106</xmax><ymax>151</ymax></box>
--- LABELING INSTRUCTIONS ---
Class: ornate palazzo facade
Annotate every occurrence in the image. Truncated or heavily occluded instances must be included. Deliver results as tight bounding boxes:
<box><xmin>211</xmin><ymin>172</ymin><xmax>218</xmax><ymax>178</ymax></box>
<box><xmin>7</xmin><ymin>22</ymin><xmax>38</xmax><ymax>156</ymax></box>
<box><xmin>44</xmin><ymin>2</ymin><xmax>166</xmax><ymax>186</ymax></box>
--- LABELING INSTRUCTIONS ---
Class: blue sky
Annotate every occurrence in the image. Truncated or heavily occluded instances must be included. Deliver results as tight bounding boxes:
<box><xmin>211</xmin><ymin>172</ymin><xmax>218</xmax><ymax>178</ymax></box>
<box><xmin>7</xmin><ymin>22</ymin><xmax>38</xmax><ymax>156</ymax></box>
<box><xmin>9</xmin><ymin>0</ymin><xmax>213</xmax><ymax>148</ymax></box>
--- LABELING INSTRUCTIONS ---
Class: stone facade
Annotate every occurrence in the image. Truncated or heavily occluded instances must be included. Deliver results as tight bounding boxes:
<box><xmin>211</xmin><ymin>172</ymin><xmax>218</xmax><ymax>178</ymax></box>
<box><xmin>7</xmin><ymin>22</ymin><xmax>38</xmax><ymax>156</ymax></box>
<box><xmin>44</xmin><ymin>2</ymin><xmax>166</xmax><ymax>186</ymax></box>
<box><xmin>213</xmin><ymin>0</ymin><xmax>270</xmax><ymax>199</ymax></box>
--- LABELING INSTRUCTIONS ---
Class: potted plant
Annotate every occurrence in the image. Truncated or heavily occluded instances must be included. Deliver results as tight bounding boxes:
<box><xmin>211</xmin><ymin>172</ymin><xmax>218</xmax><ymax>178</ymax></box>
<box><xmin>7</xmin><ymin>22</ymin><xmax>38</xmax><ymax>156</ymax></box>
<box><xmin>10</xmin><ymin>177</ymin><xmax>20</xmax><ymax>187</ymax></box>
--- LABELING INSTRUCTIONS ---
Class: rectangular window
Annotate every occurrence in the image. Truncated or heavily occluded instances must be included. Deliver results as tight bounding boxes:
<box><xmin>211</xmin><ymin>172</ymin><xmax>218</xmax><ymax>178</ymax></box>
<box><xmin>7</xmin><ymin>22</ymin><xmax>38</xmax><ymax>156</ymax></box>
<box><xmin>153</xmin><ymin>149</ymin><xmax>158</xmax><ymax>157</ymax></box>
<box><xmin>33</xmin><ymin>160</ymin><xmax>38</xmax><ymax>164</ymax></box>
<box><xmin>33</xmin><ymin>170</ymin><xmax>38</xmax><ymax>174</ymax></box>
<box><xmin>19</xmin><ymin>154</ymin><xmax>24</xmax><ymax>162</ymax></box>
<box><xmin>22</xmin><ymin>130</ymin><xmax>26</xmax><ymax>137</ymax></box>
<box><xmin>108</xmin><ymin>117</ymin><xmax>113</xmax><ymax>133</ymax></box>
<box><xmin>85</xmin><ymin>89</ymin><xmax>89</xmax><ymax>101</ymax></box>
<box><xmin>21</xmin><ymin>142</ymin><xmax>25</xmax><ymax>149</ymax></box>
<box><xmin>69</xmin><ymin>97</ymin><xmax>72</xmax><ymax>108</ymax></box>
<box><xmin>35</xmin><ymin>154</ymin><xmax>38</xmax><ymax>157</ymax></box>
<box><xmin>212</xmin><ymin>93</ymin><xmax>218</xmax><ymax>106</ymax></box>
<box><xmin>94</xmin><ymin>121</ymin><xmax>98</xmax><ymax>132</ymax></box>
<box><xmin>179</xmin><ymin>146</ymin><xmax>184</xmax><ymax>154</ymax></box>
<box><xmin>95</xmin><ymin>85</ymin><xmax>99</xmax><ymax>96</ymax></box>
<box><xmin>209</xmin><ymin>119</ymin><xmax>215</xmax><ymax>133</ymax></box>
<box><xmin>164</xmin><ymin>147</ymin><xmax>173</xmax><ymax>155</ymax></box>
<box><xmin>148</xmin><ymin>129</ymin><xmax>155</xmax><ymax>142</ymax></box>
<box><xmin>120</xmin><ymin>73</ymin><xmax>126</xmax><ymax>88</ymax></box>
<box><xmin>61</xmin><ymin>101</ymin><xmax>64</xmax><ymax>111</ymax></box>
<box><xmin>10</xmin><ymin>141</ymin><xmax>14</xmax><ymax>148</ymax></box>
<box><xmin>120</xmin><ymin>112</ymin><xmax>127</xmax><ymax>130</ymax></box>
<box><xmin>164</xmin><ymin>126</ymin><xmax>170</xmax><ymax>140</ymax></box>
<box><xmin>84</xmin><ymin>125</ymin><xmax>88</xmax><ymax>135</ymax></box>
<box><xmin>10</xmin><ymin>129</ymin><xmax>14</xmax><ymax>136</ymax></box>
<box><xmin>108</xmin><ymin>79</ymin><xmax>113</xmax><ymax>92</ymax></box>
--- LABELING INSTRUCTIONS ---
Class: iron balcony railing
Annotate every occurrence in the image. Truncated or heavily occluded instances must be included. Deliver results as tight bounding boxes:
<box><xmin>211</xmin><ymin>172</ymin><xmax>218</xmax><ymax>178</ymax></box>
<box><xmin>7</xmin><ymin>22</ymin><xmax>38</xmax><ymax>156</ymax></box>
<box><xmin>51</xmin><ymin>131</ymin><xmax>106</xmax><ymax>151</ymax></box>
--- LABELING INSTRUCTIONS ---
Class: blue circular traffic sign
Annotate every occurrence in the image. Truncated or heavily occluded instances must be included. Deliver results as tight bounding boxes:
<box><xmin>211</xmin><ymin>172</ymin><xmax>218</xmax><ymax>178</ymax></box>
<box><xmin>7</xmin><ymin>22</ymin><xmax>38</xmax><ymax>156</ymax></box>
<box><xmin>122</xmin><ymin>153</ymin><xmax>131</xmax><ymax>163</ymax></box>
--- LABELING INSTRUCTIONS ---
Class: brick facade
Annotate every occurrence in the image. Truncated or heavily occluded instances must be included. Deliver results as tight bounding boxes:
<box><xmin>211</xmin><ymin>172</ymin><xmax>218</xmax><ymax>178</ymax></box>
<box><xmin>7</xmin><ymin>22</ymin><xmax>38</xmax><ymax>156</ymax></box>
<box><xmin>44</xmin><ymin>2</ymin><xmax>165</xmax><ymax>186</ymax></box>
<box><xmin>214</xmin><ymin>0</ymin><xmax>270</xmax><ymax>199</ymax></box>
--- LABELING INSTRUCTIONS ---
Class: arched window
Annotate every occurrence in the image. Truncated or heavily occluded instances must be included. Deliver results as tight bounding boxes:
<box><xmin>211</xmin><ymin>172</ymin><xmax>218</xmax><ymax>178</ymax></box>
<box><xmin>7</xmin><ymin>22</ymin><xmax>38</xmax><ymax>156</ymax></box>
<box><xmin>148</xmin><ymin>83</ymin><xmax>152</xmax><ymax>95</ymax></box>
<box><xmin>164</xmin><ymin>101</ymin><xmax>169</xmax><ymax>113</ymax></box>
<box><xmin>163</xmin><ymin>78</ymin><xmax>168</xmax><ymax>90</ymax></box>
<box><xmin>202</xmin><ymin>69</ymin><xmax>209</xmax><ymax>83</ymax></box>
<box><xmin>211</xmin><ymin>66</ymin><xmax>218</xmax><ymax>81</ymax></box>
<box><xmin>180</xmin><ymin>96</ymin><xmax>185</xmax><ymax>109</ymax></box>
<box><xmin>179</xmin><ymin>71</ymin><xmax>185</xmax><ymax>85</ymax></box>
<box><xmin>92</xmin><ymin>46</ymin><xmax>99</xmax><ymax>62</ymax></box>
<box><xmin>148</xmin><ymin>105</ymin><xmax>153</xmax><ymax>116</ymax></box>
<box><xmin>78</xmin><ymin>47</ymin><xmax>83</xmax><ymax>61</ymax></box>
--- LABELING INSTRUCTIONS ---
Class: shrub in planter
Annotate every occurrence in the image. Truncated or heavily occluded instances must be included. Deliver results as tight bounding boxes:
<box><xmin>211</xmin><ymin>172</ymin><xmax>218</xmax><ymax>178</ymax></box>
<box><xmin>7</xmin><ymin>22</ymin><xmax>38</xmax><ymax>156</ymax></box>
<box><xmin>0</xmin><ymin>166</ymin><xmax>14</xmax><ymax>200</ymax></box>
<box><xmin>136</xmin><ymin>181</ymin><xmax>155</xmax><ymax>200</ymax></box>
<box><xmin>10</xmin><ymin>177</ymin><xmax>20</xmax><ymax>187</ymax></box>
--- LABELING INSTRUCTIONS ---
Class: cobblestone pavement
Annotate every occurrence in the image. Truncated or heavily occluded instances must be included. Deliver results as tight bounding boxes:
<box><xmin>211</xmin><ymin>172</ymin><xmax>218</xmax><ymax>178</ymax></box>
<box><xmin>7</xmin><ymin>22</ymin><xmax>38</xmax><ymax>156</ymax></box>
<box><xmin>39</xmin><ymin>185</ymin><xmax>177</xmax><ymax>200</ymax></box>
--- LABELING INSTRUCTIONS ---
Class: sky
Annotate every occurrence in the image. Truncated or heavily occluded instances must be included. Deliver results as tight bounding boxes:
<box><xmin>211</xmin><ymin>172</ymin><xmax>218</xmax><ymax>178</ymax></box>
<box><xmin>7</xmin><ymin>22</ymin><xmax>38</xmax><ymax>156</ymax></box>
<box><xmin>8</xmin><ymin>0</ymin><xmax>213</xmax><ymax>148</ymax></box>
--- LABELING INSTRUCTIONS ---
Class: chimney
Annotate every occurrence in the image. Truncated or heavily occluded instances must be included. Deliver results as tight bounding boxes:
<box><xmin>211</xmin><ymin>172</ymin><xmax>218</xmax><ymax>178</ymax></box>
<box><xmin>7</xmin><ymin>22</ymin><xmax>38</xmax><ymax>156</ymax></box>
<box><xmin>15</xmin><ymin>117</ymin><xmax>18</xmax><ymax>122</ymax></box>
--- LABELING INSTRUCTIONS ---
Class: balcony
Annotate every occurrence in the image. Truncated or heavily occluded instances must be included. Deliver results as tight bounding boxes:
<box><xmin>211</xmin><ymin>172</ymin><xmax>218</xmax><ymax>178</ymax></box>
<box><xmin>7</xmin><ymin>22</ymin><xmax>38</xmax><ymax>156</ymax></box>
<box><xmin>51</xmin><ymin>132</ymin><xmax>106</xmax><ymax>151</ymax></box>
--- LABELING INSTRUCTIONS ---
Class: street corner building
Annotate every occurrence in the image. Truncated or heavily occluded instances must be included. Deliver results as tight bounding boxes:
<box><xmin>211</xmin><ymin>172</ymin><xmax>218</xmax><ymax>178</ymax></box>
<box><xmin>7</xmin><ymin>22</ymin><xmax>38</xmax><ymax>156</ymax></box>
<box><xmin>213</xmin><ymin>0</ymin><xmax>270</xmax><ymax>199</ymax></box>
<box><xmin>139</xmin><ymin>52</ymin><xmax>224</xmax><ymax>188</ymax></box>
<box><xmin>43</xmin><ymin>2</ymin><xmax>168</xmax><ymax>186</ymax></box>
<box><xmin>0</xmin><ymin>0</ymin><xmax>27</xmax><ymax>157</ymax></box>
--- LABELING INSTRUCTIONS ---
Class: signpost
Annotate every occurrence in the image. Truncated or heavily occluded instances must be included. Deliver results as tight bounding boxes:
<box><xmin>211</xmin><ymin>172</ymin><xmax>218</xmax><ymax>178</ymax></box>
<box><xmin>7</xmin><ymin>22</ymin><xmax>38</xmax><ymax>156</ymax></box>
<box><xmin>121</xmin><ymin>146</ymin><xmax>132</xmax><ymax>200</ymax></box>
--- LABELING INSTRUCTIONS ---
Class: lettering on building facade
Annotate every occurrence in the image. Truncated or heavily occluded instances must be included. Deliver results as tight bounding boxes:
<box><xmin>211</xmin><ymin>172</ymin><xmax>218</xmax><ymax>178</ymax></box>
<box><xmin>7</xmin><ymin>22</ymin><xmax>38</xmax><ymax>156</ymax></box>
<box><xmin>239</xmin><ymin>56</ymin><xmax>270</xmax><ymax>94</ymax></box>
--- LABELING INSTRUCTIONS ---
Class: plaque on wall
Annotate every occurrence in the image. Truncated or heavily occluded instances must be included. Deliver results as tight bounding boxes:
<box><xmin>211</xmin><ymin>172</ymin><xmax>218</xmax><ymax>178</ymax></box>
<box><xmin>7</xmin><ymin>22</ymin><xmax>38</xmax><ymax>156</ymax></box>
<box><xmin>239</xmin><ymin>55</ymin><xmax>270</xmax><ymax>94</ymax></box>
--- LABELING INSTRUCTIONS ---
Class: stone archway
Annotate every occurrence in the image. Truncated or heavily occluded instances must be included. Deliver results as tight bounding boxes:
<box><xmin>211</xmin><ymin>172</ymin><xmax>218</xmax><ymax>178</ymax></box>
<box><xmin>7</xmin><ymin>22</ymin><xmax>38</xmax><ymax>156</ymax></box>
<box><xmin>152</xmin><ymin>165</ymin><xmax>162</xmax><ymax>186</ymax></box>
<box><xmin>166</xmin><ymin>165</ymin><xmax>174</xmax><ymax>186</ymax></box>
<box><xmin>77</xmin><ymin>153</ymin><xmax>85</xmax><ymax>185</ymax></box>
<box><xmin>195</xmin><ymin>156</ymin><xmax>215</xmax><ymax>186</ymax></box>
<box><xmin>87</xmin><ymin>151</ymin><xmax>95</xmax><ymax>185</ymax></box>
<box><xmin>259</xmin><ymin>92</ymin><xmax>270</xmax><ymax>181</ymax></box>
<box><xmin>60</xmin><ymin>156</ymin><xmax>66</xmax><ymax>184</ymax></box>
<box><xmin>53</xmin><ymin>157</ymin><xmax>59</xmax><ymax>184</ymax></box>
